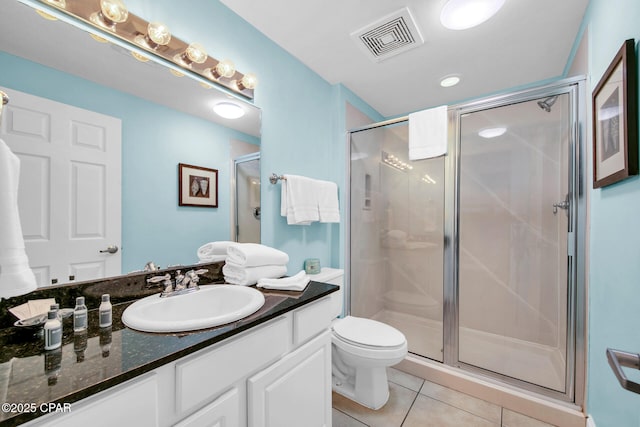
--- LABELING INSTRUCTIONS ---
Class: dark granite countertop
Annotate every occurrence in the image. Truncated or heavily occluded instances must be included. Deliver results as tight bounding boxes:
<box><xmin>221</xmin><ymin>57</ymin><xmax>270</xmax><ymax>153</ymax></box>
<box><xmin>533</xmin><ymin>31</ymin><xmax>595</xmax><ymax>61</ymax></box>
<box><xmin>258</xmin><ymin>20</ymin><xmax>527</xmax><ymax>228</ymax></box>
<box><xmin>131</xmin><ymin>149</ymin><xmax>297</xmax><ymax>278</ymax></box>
<box><xmin>0</xmin><ymin>279</ymin><xmax>338</xmax><ymax>426</ymax></box>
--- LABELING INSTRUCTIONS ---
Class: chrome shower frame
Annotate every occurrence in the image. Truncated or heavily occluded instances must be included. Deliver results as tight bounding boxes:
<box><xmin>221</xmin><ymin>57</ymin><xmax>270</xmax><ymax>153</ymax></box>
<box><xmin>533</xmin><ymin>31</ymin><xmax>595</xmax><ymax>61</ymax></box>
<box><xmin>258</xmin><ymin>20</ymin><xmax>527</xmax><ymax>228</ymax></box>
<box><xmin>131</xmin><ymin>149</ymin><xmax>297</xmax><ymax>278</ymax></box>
<box><xmin>345</xmin><ymin>76</ymin><xmax>587</xmax><ymax>406</ymax></box>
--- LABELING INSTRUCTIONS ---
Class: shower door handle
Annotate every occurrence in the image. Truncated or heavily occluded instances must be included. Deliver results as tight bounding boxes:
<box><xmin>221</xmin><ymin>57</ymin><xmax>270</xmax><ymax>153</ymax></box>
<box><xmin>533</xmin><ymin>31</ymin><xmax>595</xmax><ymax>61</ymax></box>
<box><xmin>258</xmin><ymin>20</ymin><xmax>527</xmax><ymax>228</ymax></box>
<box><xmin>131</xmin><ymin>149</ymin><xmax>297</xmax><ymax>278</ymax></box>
<box><xmin>553</xmin><ymin>195</ymin><xmax>569</xmax><ymax>215</ymax></box>
<box><xmin>606</xmin><ymin>348</ymin><xmax>640</xmax><ymax>395</ymax></box>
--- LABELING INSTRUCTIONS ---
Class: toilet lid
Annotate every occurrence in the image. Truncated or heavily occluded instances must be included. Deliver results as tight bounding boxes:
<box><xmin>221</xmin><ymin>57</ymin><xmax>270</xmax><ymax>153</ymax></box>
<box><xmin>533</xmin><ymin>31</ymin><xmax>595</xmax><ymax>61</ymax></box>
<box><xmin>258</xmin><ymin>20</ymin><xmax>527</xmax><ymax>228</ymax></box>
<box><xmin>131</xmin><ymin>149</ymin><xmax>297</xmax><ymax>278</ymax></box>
<box><xmin>332</xmin><ymin>316</ymin><xmax>406</xmax><ymax>348</ymax></box>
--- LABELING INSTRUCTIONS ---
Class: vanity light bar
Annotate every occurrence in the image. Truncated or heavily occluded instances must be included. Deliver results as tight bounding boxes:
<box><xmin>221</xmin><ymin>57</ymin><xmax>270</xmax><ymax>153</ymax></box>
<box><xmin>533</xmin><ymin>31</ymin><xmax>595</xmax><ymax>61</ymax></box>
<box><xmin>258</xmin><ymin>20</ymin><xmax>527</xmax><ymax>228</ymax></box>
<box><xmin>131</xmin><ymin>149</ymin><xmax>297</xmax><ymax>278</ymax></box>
<box><xmin>35</xmin><ymin>0</ymin><xmax>255</xmax><ymax>100</ymax></box>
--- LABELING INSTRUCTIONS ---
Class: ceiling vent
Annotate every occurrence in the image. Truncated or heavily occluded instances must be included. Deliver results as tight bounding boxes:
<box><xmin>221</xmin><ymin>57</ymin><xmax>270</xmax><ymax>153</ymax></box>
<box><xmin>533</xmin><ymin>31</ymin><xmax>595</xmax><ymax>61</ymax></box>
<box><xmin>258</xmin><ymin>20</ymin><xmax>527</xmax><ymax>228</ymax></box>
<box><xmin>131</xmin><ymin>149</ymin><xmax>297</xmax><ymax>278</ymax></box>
<box><xmin>351</xmin><ymin>7</ymin><xmax>424</xmax><ymax>62</ymax></box>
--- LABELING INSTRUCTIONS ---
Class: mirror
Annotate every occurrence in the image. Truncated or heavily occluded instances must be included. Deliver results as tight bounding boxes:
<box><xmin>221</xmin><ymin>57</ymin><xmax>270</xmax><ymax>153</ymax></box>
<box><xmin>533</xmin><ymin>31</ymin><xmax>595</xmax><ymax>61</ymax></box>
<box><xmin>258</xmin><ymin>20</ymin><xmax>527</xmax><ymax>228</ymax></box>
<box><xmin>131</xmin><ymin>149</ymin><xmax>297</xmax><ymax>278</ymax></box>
<box><xmin>0</xmin><ymin>0</ymin><xmax>261</xmax><ymax>287</ymax></box>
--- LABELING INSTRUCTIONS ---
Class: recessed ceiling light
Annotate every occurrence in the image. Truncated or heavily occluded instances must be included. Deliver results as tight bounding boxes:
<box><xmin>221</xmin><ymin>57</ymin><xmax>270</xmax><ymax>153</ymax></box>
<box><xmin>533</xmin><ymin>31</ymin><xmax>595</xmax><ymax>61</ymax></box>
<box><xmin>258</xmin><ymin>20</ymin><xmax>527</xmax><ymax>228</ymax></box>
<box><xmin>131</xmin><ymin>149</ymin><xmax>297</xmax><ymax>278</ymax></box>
<box><xmin>440</xmin><ymin>0</ymin><xmax>506</xmax><ymax>30</ymax></box>
<box><xmin>478</xmin><ymin>127</ymin><xmax>507</xmax><ymax>138</ymax></box>
<box><xmin>440</xmin><ymin>75</ymin><xmax>461</xmax><ymax>87</ymax></box>
<box><xmin>213</xmin><ymin>102</ymin><xmax>245</xmax><ymax>119</ymax></box>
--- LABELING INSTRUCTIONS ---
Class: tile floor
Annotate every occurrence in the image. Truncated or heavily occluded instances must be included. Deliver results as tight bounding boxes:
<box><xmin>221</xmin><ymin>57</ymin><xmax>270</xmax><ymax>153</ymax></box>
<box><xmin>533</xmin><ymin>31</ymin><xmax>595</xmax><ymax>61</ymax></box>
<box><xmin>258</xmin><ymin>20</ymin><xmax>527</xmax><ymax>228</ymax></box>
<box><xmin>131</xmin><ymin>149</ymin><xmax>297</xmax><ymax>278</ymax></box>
<box><xmin>332</xmin><ymin>368</ymin><xmax>556</xmax><ymax>427</ymax></box>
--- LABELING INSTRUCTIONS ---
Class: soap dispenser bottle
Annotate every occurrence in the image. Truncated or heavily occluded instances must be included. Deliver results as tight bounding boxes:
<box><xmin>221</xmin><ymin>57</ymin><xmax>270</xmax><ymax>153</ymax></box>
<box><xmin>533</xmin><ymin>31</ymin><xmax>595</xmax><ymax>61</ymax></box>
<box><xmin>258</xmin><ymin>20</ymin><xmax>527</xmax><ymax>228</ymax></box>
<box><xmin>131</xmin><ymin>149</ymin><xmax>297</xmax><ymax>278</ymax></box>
<box><xmin>44</xmin><ymin>310</ymin><xmax>62</xmax><ymax>350</ymax></box>
<box><xmin>73</xmin><ymin>296</ymin><xmax>87</xmax><ymax>332</ymax></box>
<box><xmin>99</xmin><ymin>294</ymin><xmax>112</xmax><ymax>328</ymax></box>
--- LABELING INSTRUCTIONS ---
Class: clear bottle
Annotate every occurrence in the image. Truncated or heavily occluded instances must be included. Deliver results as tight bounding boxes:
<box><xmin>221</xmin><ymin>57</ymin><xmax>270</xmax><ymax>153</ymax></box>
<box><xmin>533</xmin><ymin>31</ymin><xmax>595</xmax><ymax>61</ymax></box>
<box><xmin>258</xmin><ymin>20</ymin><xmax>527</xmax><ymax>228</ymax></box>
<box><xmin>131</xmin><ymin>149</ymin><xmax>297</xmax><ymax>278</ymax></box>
<box><xmin>50</xmin><ymin>303</ymin><xmax>59</xmax><ymax>319</ymax></box>
<box><xmin>44</xmin><ymin>310</ymin><xmax>62</xmax><ymax>350</ymax></box>
<box><xmin>73</xmin><ymin>296</ymin><xmax>88</xmax><ymax>332</ymax></box>
<box><xmin>99</xmin><ymin>294</ymin><xmax>112</xmax><ymax>328</ymax></box>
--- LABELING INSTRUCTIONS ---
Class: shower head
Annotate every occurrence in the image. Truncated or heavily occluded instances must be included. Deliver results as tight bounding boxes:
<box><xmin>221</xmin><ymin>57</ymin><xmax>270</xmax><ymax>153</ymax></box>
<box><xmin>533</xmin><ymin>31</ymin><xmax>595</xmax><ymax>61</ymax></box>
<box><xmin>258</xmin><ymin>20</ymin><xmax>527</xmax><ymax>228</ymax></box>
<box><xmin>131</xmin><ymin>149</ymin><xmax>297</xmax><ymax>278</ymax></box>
<box><xmin>537</xmin><ymin>96</ymin><xmax>558</xmax><ymax>113</ymax></box>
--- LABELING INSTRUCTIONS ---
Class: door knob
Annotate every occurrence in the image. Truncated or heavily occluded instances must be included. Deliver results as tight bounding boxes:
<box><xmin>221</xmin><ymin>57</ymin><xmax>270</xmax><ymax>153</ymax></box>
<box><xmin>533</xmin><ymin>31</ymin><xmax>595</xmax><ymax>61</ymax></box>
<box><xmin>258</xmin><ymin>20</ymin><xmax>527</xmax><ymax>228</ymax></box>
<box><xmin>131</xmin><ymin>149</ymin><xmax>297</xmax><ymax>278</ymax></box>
<box><xmin>99</xmin><ymin>245</ymin><xmax>119</xmax><ymax>254</ymax></box>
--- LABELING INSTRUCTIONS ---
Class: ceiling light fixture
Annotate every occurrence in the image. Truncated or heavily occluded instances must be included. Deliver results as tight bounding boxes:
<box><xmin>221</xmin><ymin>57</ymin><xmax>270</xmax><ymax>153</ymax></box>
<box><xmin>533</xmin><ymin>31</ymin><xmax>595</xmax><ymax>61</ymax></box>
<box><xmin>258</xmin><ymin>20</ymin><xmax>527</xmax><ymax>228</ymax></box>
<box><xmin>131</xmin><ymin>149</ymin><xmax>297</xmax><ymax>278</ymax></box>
<box><xmin>213</xmin><ymin>102</ymin><xmax>245</xmax><ymax>119</ymax></box>
<box><xmin>90</xmin><ymin>0</ymin><xmax>129</xmax><ymax>31</ymax></box>
<box><xmin>478</xmin><ymin>126</ymin><xmax>507</xmax><ymax>138</ymax></box>
<box><xmin>440</xmin><ymin>0</ymin><xmax>506</xmax><ymax>30</ymax></box>
<box><xmin>35</xmin><ymin>0</ymin><xmax>257</xmax><ymax>99</ymax></box>
<box><xmin>135</xmin><ymin>21</ymin><xmax>171</xmax><ymax>50</ymax></box>
<box><xmin>440</xmin><ymin>75</ymin><xmax>461</xmax><ymax>87</ymax></box>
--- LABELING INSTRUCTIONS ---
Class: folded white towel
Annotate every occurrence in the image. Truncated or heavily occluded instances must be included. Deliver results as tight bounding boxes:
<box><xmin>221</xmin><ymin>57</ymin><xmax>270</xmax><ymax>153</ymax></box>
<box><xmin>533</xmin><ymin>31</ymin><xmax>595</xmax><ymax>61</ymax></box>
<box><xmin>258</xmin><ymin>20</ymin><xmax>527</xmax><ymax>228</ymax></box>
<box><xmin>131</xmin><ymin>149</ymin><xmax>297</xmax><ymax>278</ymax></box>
<box><xmin>409</xmin><ymin>105</ymin><xmax>448</xmax><ymax>160</ymax></box>
<box><xmin>281</xmin><ymin>175</ymin><xmax>319</xmax><ymax>225</ymax></box>
<box><xmin>257</xmin><ymin>270</ymin><xmax>310</xmax><ymax>292</ymax></box>
<box><xmin>0</xmin><ymin>139</ymin><xmax>37</xmax><ymax>298</ymax></box>
<box><xmin>226</xmin><ymin>243</ymin><xmax>289</xmax><ymax>267</ymax></box>
<box><xmin>317</xmin><ymin>180</ymin><xmax>340</xmax><ymax>223</ymax></box>
<box><xmin>223</xmin><ymin>262</ymin><xmax>287</xmax><ymax>286</ymax></box>
<box><xmin>197</xmin><ymin>241</ymin><xmax>237</xmax><ymax>262</ymax></box>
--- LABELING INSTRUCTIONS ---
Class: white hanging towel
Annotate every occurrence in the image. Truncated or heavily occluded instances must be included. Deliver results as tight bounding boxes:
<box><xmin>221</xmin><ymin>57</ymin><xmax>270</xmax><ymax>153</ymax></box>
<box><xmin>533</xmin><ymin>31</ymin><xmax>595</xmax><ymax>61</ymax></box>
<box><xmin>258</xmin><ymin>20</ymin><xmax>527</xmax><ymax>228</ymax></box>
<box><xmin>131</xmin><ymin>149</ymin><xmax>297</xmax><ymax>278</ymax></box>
<box><xmin>0</xmin><ymin>139</ymin><xmax>37</xmax><ymax>298</ymax></box>
<box><xmin>408</xmin><ymin>105</ymin><xmax>448</xmax><ymax>160</ymax></box>
<box><xmin>280</xmin><ymin>174</ymin><xmax>319</xmax><ymax>225</ymax></box>
<box><xmin>317</xmin><ymin>180</ymin><xmax>340</xmax><ymax>223</ymax></box>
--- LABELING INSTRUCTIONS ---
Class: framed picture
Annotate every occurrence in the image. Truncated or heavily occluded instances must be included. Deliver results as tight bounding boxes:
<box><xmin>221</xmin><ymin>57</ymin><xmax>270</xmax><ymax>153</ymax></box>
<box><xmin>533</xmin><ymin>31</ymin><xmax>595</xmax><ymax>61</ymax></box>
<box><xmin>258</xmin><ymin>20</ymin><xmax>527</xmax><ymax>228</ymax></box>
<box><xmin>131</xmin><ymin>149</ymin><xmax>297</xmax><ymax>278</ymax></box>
<box><xmin>178</xmin><ymin>163</ymin><xmax>218</xmax><ymax>207</ymax></box>
<box><xmin>592</xmin><ymin>38</ymin><xmax>638</xmax><ymax>188</ymax></box>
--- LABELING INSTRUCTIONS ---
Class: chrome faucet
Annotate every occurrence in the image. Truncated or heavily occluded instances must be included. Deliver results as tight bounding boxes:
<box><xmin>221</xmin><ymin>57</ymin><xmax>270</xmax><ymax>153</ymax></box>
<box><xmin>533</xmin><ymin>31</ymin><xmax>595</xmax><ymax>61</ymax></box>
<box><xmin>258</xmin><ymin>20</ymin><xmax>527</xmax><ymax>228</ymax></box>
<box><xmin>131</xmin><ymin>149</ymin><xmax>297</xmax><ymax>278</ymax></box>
<box><xmin>146</xmin><ymin>269</ymin><xmax>208</xmax><ymax>298</ymax></box>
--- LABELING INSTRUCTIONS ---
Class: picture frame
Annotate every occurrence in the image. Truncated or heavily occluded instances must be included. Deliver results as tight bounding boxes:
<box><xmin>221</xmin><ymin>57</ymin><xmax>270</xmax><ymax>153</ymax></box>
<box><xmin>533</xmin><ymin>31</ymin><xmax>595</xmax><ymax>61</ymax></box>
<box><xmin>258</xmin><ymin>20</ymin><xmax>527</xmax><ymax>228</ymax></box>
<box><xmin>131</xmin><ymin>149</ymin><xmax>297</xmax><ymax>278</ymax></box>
<box><xmin>592</xmin><ymin>38</ymin><xmax>638</xmax><ymax>188</ymax></box>
<box><xmin>178</xmin><ymin>163</ymin><xmax>218</xmax><ymax>207</ymax></box>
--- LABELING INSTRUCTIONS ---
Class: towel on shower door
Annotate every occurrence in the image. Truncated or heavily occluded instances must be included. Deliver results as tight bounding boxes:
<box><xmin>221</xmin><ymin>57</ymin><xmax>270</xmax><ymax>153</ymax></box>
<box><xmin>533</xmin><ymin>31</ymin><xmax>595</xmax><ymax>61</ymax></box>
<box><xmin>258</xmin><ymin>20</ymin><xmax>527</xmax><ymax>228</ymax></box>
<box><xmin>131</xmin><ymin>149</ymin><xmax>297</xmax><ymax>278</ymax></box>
<box><xmin>0</xmin><ymin>139</ymin><xmax>37</xmax><ymax>298</ymax></box>
<box><xmin>408</xmin><ymin>105</ymin><xmax>448</xmax><ymax>160</ymax></box>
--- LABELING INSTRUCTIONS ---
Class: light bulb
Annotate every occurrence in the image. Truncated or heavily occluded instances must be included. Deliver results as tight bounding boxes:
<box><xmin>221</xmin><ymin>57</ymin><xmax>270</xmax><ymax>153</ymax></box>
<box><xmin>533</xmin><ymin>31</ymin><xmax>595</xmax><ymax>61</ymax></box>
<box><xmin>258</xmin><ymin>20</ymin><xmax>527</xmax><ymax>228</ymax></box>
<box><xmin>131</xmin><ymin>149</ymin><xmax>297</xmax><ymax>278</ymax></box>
<box><xmin>214</xmin><ymin>59</ymin><xmax>236</xmax><ymax>79</ymax></box>
<box><xmin>147</xmin><ymin>22</ymin><xmax>171</xmax><ymax>46</ymax></box>
<box><xmin>237</xmin><ymin>73</ymin><xmax>258</xmax><ymax>90</ymax></box>
<box><xmin>185</xmin><ymin>42</ymin><xmax>207</xmax><ymax>64</ymax></box>
<box><xmin>100</xmin><ymin>0</ymin><xmax>128</xmax><ymax>24</ymax></box>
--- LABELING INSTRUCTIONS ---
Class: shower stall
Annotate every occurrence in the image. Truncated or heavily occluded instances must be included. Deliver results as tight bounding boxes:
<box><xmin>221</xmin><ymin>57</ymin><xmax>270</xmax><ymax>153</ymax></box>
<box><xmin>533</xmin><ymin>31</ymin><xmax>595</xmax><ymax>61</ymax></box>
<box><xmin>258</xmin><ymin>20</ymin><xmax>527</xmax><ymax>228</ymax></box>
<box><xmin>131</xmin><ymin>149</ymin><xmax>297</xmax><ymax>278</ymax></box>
<box><xmin>347</xmin><ymin>78</ymin><xmax>586</xmax><ymax>403</ymax></box>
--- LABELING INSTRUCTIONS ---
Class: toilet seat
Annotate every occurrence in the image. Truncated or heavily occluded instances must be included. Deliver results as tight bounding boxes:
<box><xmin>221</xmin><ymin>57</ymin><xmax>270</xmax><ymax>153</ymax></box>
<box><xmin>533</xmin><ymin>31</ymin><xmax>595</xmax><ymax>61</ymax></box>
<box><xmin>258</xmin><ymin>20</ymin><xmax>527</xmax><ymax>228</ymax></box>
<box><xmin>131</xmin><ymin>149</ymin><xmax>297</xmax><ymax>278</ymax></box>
<box><xmin>333</xmin><ymin>316</ymin><xmax>405</xmax><ymax>348</ymax></box>
<box><xmin>332</xmin><ymin>316</ymin><xmax>407</xmax><ymax>360</ymax></box>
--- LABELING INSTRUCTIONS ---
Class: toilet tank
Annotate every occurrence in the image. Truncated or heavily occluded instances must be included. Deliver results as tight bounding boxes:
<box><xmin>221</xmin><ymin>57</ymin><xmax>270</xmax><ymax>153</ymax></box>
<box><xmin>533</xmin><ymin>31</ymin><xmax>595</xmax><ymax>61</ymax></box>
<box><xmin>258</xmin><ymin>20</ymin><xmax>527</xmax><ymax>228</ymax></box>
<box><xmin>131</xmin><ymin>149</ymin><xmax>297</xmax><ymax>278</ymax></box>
<box><xmin>309</xmin><ymin>268</ymin><xmax>344</xmax><ymax>318</ymax></box>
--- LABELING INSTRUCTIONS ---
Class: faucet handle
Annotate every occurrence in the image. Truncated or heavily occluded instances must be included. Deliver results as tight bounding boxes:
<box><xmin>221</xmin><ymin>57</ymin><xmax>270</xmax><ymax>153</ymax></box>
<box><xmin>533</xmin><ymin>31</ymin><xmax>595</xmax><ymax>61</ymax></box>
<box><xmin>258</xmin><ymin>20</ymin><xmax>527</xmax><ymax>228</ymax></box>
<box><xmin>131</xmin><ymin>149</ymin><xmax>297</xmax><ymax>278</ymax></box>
<box><xmin>146</xmin><ymin>274</ymin><xmax>172</xmax><ymax>294</ymax></box>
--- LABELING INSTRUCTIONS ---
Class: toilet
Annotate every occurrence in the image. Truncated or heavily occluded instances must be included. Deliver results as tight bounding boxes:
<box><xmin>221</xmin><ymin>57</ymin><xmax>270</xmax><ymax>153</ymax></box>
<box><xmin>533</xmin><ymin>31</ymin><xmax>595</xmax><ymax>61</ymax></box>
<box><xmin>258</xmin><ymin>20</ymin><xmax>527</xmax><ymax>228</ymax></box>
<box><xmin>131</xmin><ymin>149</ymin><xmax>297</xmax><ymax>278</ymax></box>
<box><xmin>312</xmin><ymin>268</ymin><xmax>408</xmax><ymax>410</ymax></box>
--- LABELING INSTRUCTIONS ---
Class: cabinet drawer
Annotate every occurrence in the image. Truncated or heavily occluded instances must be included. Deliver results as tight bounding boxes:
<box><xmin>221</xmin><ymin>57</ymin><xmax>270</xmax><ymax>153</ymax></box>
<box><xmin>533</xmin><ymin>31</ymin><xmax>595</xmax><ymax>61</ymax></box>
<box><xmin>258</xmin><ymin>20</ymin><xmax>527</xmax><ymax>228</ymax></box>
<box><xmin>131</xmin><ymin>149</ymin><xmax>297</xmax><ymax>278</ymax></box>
<box><xmin>175</xmin><ymin>316</ymin><xmax>289</xmax><ymax>416</ymax></box>
<box><xmin>293</xmin><ymin>296</ymin><xmax>333</xmax><ymax>346</ymax></box>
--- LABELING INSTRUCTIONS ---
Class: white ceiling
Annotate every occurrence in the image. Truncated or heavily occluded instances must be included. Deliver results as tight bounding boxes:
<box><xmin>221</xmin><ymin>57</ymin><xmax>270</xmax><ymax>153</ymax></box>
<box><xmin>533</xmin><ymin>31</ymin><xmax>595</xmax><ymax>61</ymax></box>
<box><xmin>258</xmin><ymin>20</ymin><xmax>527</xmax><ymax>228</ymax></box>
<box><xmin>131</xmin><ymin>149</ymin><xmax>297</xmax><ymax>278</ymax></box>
<box><xmin>221</xmin><ymin>0</ymin><xmax>589</xmax><ymax>118</ymax></box>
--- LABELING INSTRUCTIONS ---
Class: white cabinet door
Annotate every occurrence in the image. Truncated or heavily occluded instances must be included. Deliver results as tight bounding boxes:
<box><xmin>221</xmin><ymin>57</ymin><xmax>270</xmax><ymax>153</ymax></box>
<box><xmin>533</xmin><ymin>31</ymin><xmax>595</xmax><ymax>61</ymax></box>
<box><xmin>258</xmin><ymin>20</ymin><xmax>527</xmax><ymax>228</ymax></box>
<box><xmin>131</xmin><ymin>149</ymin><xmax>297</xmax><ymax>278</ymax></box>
<box><xmin>173</xmin><ymin>387</ymin><xmax>240</xmax><ymax>427</ymax></box>
<box><xmin>248</xmin><ymin>331</ymin><xmax>332</xmax><ymax>427</ymax></box>
<box><xmin>1</xmin><ymin>86</ymin><xmax>121</xmax><ymax>286</ymax></box>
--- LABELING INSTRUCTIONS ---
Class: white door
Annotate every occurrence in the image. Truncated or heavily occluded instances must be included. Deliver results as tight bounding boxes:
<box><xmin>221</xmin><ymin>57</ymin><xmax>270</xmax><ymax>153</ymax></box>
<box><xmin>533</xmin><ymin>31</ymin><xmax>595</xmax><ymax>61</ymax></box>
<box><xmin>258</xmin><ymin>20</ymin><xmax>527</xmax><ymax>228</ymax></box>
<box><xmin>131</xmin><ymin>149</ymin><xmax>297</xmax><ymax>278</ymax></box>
<box><xmin>0</xmin><ymin>86</ymin><xmax>121</xmax><ymax>287</ymax></box>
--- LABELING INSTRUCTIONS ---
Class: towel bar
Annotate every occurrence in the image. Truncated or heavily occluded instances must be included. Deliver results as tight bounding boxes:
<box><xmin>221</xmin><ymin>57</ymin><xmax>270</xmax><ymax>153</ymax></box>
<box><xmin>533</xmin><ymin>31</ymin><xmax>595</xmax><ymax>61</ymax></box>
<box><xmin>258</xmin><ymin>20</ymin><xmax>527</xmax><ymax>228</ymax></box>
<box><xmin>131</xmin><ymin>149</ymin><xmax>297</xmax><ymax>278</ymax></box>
<box><xmin>269</xmin><ymin>173</ymin><xmax>286</xmax><ymax>184</ymax></box>
<box><xmin>607</xmin><ymin>348</ymin><xmax>640</xmax><ymax>395</ymax></box>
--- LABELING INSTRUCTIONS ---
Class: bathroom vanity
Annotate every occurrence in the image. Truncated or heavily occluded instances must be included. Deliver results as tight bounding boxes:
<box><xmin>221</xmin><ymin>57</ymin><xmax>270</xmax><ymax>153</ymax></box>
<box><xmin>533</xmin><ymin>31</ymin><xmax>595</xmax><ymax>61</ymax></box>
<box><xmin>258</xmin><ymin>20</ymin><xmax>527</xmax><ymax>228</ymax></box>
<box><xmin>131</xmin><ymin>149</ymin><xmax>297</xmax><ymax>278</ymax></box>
<box><xmin>0</xmin><ymin>275</ymin><xmax>338</xmax><ymax>427</ymax></box>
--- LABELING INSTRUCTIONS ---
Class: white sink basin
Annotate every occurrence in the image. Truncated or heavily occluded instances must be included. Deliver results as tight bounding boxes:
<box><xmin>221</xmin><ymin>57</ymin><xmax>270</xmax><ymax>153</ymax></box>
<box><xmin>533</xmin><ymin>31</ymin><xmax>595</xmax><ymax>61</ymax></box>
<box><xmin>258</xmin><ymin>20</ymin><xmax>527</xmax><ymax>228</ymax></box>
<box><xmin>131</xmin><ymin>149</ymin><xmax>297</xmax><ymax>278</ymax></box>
<box><xmin>122</xmin><ymin>285</ymin><xmax>265</xmax><ymax>333</ymax></box>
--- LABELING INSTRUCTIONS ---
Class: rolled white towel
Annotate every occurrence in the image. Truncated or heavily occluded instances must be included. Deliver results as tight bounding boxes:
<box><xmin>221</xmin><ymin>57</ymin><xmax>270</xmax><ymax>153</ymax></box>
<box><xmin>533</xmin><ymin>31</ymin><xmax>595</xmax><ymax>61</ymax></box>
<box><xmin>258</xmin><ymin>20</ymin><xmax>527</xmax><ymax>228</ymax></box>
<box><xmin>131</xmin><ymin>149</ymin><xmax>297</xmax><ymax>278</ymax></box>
<box><xmin>226</xmin><ymin>243</ymin><xmax>289</xmax><ymax>267</ymax></box>
<box><xmin>223</xmin><ymin>262</ymin><xmax>287</xmax><ymax>286</ymax></box>
<box><xmin>257</xmin><ymin>270</ymin><xmax>310</xmax><ymax>292</ymax></box>
<box><xmin>197</xmin><ymin>241</ymin><xmax>237</xmax><ymax>262</ymax></box>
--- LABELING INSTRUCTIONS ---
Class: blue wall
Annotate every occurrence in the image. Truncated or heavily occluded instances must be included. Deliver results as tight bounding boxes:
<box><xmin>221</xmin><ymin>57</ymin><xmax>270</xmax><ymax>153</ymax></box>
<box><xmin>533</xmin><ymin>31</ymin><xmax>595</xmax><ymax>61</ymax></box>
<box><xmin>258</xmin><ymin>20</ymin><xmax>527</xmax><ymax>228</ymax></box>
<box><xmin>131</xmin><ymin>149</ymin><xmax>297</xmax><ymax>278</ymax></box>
<box><xmin>122</xmin><ymin>0</ymin><xmax>379</xmax><ymax>273</ymax></box>
<box><xmin>578</xmin><ymin>1</ymin><xmax>640</xmax><ymax>425</ymax></box>
<box><xmin>0</xmin><ymin>51</ymin><xmax>258</xmax><ymax>273</ymax></box>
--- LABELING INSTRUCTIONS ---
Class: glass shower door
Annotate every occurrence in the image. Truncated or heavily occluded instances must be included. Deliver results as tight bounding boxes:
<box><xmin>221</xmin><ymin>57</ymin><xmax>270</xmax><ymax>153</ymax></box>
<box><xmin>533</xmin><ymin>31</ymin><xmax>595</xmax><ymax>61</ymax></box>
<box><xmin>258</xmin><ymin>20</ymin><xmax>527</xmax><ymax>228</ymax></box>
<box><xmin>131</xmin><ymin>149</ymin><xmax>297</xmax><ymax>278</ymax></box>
<box><xmin>234</xmin><ymin>153</ymin><xmax>260</xmax><ymax>243</ymax></box>
<box><xmin>350</xmin><ymin>122</ymin><xmax>445</xmax><ymax>361</ymax></box>
<box><xmin>457</xmin><ymin>94</ymin><xmax>571</xmax><ymax>392</ymax></box>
